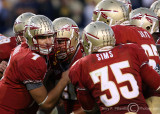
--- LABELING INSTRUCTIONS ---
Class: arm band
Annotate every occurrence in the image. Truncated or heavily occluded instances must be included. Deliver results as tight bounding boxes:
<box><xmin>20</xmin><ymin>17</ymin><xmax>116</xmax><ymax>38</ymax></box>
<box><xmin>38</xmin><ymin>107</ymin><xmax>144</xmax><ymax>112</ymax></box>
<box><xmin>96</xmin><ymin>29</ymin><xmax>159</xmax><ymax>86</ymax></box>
<box><xmin>38</xmin><ymin>96</ymin><xmax>48</xmax><ymax>106</ymax></box>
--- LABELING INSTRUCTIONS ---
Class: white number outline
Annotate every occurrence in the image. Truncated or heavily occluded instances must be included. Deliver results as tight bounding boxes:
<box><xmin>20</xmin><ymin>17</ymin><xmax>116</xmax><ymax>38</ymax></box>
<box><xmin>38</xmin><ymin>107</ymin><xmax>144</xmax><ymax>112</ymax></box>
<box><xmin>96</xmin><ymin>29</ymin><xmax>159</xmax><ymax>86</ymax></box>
<box><xmin>141</xmin><ymin>44</ymin><xmax>158</xmax><ymax>68</ymax></box>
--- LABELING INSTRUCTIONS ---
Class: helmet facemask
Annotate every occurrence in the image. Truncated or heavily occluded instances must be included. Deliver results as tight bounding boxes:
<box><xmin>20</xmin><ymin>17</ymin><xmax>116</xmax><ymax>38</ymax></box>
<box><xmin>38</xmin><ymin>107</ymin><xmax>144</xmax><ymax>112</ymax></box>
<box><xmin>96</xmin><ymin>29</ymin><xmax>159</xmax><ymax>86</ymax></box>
<box><xmin>117</xmin><ymin>0</ymin><xmax>132</xmax><ymax>13</ymax></box>
<box><xmin>52</xmin><ymin>18</ymin><xmax>80</xmax><ymax>62</ymax></box>
<box><xmin>150</xmin><ymin>1</ymin><xmax>160</xmax><ymax>32</ymax></box>
<box><xmin>31</xmin><ymin>35</ymin><xmax>55</xmax><ymax>55</ymax></box>
<box><xmin>54</xmin><ymin>28</ymin><xmax>79</xmax><ymax>61</ymax></box>
<box><xmin>15</xmin><ymin>32</ymin><xmax>25</xmax><ymax>45</ymax></box>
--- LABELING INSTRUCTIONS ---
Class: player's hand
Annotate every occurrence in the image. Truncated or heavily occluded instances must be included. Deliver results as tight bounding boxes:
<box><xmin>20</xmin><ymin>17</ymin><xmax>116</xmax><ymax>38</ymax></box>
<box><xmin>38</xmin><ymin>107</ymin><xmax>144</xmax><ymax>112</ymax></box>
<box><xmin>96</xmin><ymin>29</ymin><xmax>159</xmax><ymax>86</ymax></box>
<box><xmin>62</xmin><ymin>69</ymin><xmax>70</xmax><ymax>83</ymax></box>
<box><xmin>0</xmin><ymin>61</ymin><xmax>8</xmax><ymax>73</ymax></box>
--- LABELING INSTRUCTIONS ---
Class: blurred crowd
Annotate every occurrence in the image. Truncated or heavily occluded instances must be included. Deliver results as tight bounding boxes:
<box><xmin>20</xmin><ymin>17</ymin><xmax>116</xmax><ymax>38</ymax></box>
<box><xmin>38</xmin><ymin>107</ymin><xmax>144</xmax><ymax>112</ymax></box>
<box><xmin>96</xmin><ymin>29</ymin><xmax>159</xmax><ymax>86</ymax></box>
<box><xmin>0</xmin><ymin>0</ymin><xmax>157</xmax><ymax>36</ymax></box>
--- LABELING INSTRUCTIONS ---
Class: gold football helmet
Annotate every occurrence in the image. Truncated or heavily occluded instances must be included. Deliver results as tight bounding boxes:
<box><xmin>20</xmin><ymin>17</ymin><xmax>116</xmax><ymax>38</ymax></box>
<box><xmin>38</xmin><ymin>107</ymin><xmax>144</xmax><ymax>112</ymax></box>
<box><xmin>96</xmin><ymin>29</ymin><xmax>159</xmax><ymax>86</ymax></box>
<box><xmin>150</xmin><ymin>0</ymin><xmax>160</xmax><ymax>17</ymax></box>
<box><xmin>52</xmin><ymin>17</ymin><xmax>80</xmax><ymax>60</ymax></box>
<box><xmin>13</xmin><ymin>12</ymin><xmax>35</xmax><ymax>44</ymax></box>
<box><xmin>92</xmin><ymin>0</ymin><xmax>129</xmax><ymax>26</ymax></box>
<box><xmin>129</xmin><ymin>7</ymin><xmax>159</xmax><ymax>34</ymax></box>
<box><xmin>24</xmin><ymin>15</ymin><xmax>55</xmax><ymax>55</ymax></box>
<box><xmin>150</xmin><ymin>0</ymin><xmax>160</xmax><ymax>32</ymax></box>
<box><xmin>117</xmin><ymin>0</ymin><xmax>132</xmax><ymax>13</ymax></box>
<box><xmin>82</xmin><ymin>21</ymin><xmax>115</xmax><ymax>55</ymax></box>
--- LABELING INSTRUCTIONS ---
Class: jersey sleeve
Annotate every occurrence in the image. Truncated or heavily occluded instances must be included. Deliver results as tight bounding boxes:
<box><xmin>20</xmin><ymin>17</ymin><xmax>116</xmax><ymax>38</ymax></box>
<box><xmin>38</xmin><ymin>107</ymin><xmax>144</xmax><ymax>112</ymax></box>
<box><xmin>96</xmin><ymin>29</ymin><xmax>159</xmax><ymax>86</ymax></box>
<box><xmin>19</xmin><ymin>53</ymin><xmax>47</xmax><ymax>84</ymax></box>
<box><xmin>69</xmin><ymin>59</ymin><xmax>96</xmax><ymax>110</ymax></box>
<box><xmin>77</xmin><ymin>88</ymin><xmax>96</xmax><ymax>111</ymax></box>
<box><xmin>69</xmin><ymin>59</ymin><xmax>81</xmax><ymax>86</ymax></box>
<box><xmin>69</xmin><ymin>58</ymin><xmax>87</xmax><ymax>87</ymax></box>
<box><xmin>140</xmin><ymin>64</ymin><xmax>160</xmax><ymax>91</ymax></box>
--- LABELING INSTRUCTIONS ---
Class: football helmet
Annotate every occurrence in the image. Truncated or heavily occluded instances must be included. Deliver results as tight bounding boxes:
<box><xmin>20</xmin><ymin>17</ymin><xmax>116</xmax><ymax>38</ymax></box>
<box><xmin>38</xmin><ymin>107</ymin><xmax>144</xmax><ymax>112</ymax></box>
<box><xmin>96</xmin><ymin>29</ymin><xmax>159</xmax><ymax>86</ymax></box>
<box><xmin>24</xmin><ymin>15</ymin><xmax>55</xmax><ymax>55</ymax></box>
<box><xmin>52</xmin><ymin>17</ymin><xmax>80</xmax><ymax>60</ymax></box>
<box><xmin>13</xmin><ymin>12</ymin><xmax>35</xmax><ymax>44</ymax></box>
<box><xmin>129</xmin><ymin>7</ymin><xmax>159</xmax><ymax>34</ymax></box>
<box><xmin>117</xmin><ymin>0</ymin><xmax>132</xmax><ymax>13</ymax></box>
<box><xmin>150</xmin><ymin>0</ymin><xmax>160</xmax><ymax>17</ymax></box>
<box><xmin>82</xmin><ymin>21</ymin><xmax>115</xmax><ymax>55</ymax></box>
<box><xmin>150</xmin><ymin>0</ymin><xmax>160</xmax><ymax>32</ymax></box>
<box><xmin>92</xmin><ymin>0</ymin><xmax>129</xmax><ymax>26</ymax></box>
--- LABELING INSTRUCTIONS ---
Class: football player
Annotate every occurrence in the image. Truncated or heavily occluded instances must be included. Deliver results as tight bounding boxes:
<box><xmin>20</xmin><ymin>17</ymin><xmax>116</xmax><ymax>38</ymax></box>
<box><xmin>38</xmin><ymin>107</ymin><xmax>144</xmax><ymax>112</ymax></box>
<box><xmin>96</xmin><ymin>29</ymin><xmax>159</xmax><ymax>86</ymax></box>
<box><xmin>113</xmin><ymin>10</ymin><xmax>160</xmax><ymax>114</ymax></box>
<box><xmin>50</xmin><ymin>17</ymin><xmax>85</xmax><ymax>114</ymax></box>
<box><xmin>92</xmin><ymin>1</ymin><xmax>160</xmax><ymax>113</ymax></box>
<box><xmin>113</xmin><ymin>8</ymin><xmax>160</xmax><ymax>114</ymax></box>
<box><xmin>112</xmin><ymin>8</ymin><xmax>160</xmax><ymax>113</ymax></box>
<box><xmin>63</xmin><ymin>21</ymin><xmax>160</xmax><ymax>114</ymax></box>
<box><xmin>0</xmin><ymin>12</ymin><xmax>35</xmax><ymax>78</ymax></box>
<box><xmin>0</xmin><ymin>15</ymin><xmax>70</xmax><ymax>113</ymax></box>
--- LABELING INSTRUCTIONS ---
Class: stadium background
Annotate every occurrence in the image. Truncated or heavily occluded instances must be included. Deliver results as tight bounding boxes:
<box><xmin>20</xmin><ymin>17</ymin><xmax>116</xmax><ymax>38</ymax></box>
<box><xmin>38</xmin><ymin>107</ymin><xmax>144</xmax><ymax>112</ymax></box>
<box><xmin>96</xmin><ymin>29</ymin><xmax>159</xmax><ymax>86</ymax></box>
<box><xmin>0</xmin><ymin>0</ymin><xmax>156</xmax><ymax>36</ymax></box>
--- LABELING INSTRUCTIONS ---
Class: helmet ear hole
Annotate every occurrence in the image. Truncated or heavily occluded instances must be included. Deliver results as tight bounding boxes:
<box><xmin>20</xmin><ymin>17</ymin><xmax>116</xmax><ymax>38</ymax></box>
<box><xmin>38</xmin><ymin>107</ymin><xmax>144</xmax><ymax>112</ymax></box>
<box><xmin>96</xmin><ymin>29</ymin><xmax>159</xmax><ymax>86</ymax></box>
<box><xmin>146</xmin><ymin>26</ymin><xmax>151</xmax><ymax>30</ymax></box>
<box><xmin>88</xmin><ymin>43</ymin><xmax>90</xmax><ymax>47</ymax></box>
<box><xmin>106</xmin><ymin>20</ymin><xmax>110</xmax><ymax>23</ymax></box>
<box><xmin>146</xmin><ymin>25</ymin><xmax>152</xmax><ymax>31</ymax></box>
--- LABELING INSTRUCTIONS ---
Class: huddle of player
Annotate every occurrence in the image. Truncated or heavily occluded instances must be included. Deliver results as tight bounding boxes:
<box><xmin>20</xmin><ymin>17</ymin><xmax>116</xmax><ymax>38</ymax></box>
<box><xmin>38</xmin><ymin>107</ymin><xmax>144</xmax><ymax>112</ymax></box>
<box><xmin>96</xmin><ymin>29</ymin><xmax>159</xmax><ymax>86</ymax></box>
<box><xmin>1</xmin><ymin>0</ymin><xmax>160</xmax><ymax>114</ymax></box>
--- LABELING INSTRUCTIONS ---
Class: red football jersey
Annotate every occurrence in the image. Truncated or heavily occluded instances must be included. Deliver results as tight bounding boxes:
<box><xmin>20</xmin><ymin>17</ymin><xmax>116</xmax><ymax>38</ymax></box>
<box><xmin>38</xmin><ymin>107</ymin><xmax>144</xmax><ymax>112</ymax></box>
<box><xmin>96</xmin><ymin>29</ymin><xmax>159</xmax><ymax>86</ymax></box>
<box><xmin>0</xmin><ymin>36</ymin><xmax>17</xmax><ymax>62</ymax></box>
<box><xmin>0</xmin><ymin>42</ymin><xmax>47</xmax><ymax>113</ymax></box>
<box><xmin>111</xmin><ymin>25</ymin><xmax>160</xmax><ymax>69</ymax></box>
<box><xmin>69</xmin><ymin>44</ymin><xmax>157</xmax><ymax>114</ymax></box>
